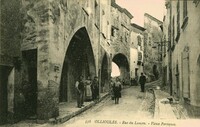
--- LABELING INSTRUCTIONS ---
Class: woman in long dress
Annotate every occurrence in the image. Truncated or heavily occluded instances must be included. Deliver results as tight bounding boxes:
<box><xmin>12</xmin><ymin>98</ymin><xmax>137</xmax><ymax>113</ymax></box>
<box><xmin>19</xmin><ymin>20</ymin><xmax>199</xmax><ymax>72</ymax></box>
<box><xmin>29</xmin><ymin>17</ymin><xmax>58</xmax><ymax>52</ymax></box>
<box><xmin>113</xmin><ymin>77</ymin><xmax>122</xmax><ymax>104</ymax></box>
<box><xmin>85</xmin><ymin>77</ymin><xmax>92</xmax><ymax>101</ymax></box>
<box><xmin>91</xmin><ymin>76</ymin><xmax>99</xmax><ymax>101</ymax></box>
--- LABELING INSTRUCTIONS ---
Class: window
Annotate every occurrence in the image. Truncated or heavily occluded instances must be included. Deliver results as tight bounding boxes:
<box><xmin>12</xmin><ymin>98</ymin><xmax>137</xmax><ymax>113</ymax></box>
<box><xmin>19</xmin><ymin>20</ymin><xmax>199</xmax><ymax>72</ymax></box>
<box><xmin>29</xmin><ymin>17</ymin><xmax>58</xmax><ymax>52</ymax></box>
<box><xmin>137</xmin><ymin>36</ymin><xmax>141</xmax><ymax>46</ymax></box>
<box><xmin>138</xmin><ymin>52</ymin><xmax>142</xmax><ymax>61</ymax></box>
<box><xmin>125</xmin><ymin>32</ymin><xmax>128</xmax><ymax>42</ymax></box>
<box><xmin>181</xmin><ymin>0</ymin><xmax>188</xmax><ymax>30</ymax></box>
<box><xmin>94</xmin><ymin>0</ymin><xmax>99</xmax><ymax>28</ymax></box>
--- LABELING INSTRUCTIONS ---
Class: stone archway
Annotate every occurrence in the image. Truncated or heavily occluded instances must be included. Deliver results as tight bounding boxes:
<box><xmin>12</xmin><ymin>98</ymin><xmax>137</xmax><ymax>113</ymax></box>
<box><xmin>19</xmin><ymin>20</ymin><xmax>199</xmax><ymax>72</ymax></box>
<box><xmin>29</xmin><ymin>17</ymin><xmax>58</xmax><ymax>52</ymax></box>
<box><xmin>59</xmin><ymin>27</ymin><xmax>96</xmax><ymax>102</ymax></box>
<box><xmin>100</xmin><ymin>53</ymin><xmax>109</xmax><ymax>93</ymax></box>
<box><xmin>112</xmin><ymin>53</ymin><xmax>130</xmax><ymax>85</ymax></box>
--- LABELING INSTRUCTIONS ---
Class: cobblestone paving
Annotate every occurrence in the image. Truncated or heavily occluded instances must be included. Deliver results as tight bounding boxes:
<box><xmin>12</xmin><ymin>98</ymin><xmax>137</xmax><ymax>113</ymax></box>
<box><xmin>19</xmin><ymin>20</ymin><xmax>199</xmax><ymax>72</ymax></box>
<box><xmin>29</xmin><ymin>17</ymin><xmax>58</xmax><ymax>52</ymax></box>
<box><xmin>51</xmin><ymin>86</ymin><xmax>155</xmax><ymax>127</ymax></box>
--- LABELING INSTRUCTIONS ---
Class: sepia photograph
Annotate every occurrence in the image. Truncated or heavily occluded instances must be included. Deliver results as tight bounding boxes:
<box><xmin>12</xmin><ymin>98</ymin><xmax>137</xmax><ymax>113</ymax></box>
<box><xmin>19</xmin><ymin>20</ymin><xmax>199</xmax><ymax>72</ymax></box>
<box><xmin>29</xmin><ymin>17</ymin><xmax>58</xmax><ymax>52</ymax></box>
<box><xmin>0</xmin><ymin>0</ymin><xmax>200</xmax><ymax>127</ymax></box>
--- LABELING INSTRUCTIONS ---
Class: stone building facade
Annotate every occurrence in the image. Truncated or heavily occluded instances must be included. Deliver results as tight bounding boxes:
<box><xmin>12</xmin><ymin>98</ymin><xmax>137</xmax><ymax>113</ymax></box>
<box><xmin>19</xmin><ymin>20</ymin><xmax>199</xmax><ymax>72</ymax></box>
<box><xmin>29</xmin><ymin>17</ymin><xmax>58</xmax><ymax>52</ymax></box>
<box><xmin>110</xmin><ymin>0</ymin><xmax>133</xmax><ymax>84</ymax></box>
<box><xmin>143</xmin><ymin>13</ymin><xmax>163</xmax><ymax>82</ymax></box>
<box><xmin>0</xmin><ymin>0</ymin><xmax>133</xmax><ymax>124</ymax></box>
<box><xmin>130</xmin><ymin>23</ymin><xmax>146</xmax><ymax>83</ymax></box>
<box><xmin>163</xmin><ymin>0</ymin><xmax>200</xmax><ymax>117</ymax></box>
<box><xmin>0</xmin><ymin>0</ymin><xmax>22</xmax><ymax>124</ymax></box>
<box><xmin>19</xmin><ymin>0</ymin><xmax>108</xmax><ymax>121</ymax></box>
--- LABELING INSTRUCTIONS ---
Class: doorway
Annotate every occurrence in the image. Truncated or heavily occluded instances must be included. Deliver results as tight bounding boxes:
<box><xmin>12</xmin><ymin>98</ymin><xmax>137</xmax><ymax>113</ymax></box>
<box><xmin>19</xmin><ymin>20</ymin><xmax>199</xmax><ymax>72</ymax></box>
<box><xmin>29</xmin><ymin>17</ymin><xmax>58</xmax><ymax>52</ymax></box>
<box><xmin>0</xmin><ymin>66</ymin><xmax>12</xmax><ymax>124</ymax></box>
<box><xmin>22</xmin><ymin>49</ymin><xmax>37</xmax><ymax>118</ymax></box>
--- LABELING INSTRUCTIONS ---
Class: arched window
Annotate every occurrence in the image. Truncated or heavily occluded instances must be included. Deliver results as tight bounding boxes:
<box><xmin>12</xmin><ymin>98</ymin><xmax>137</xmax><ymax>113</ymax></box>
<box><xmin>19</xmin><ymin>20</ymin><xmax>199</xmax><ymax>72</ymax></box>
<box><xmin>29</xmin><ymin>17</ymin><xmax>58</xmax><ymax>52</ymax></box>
<box><xmin>137</xmin><ymin>36</ymin><xmax>141</xmax><ymax>46</ymax></box>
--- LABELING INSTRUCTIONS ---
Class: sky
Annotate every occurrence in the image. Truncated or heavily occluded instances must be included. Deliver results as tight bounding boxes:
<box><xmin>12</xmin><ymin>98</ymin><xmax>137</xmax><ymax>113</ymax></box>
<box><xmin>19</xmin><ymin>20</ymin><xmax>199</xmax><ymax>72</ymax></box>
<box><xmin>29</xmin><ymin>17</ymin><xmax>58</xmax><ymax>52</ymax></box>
<box><xmin>115</xmin><ymin>0</ymin><xmax>166</xmax><ymax>26</ymax></box>
<box><xmin>111</xmin><ymin>62</ymin><xmax>120</xmax><ymax>77</ymax></box>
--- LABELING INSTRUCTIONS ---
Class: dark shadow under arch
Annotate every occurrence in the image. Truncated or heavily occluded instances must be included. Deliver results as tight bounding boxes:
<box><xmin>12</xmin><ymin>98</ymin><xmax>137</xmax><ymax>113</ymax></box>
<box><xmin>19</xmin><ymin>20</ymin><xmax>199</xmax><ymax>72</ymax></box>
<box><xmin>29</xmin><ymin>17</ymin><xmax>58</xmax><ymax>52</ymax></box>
<box><xmin>100</xmin><ymin>53</ymin><xmax>109</xmax><ymax>93</ymax></box>
<box><xmin>59</xmin><ymin>27</ymin><xmax>96</xmax><ymax>102</ymax></box>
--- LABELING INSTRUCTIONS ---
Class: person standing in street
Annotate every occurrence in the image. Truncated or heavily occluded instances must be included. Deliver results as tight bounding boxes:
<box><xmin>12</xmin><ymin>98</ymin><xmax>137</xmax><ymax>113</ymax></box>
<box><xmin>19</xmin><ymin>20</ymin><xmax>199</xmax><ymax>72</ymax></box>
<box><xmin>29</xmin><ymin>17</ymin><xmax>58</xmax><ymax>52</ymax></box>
<box><xmin>75</xmin><ymin>76</ymin><xmax>85</xmax><ymax>108</ymax></box>
<box><xmin>113</xmin><ymin>77</ymin><xmax>122</xmax><ymax>104</ymax></box>
<box><xmin>139</xmin><ymin>73</ymin><xmax>146</xmax><ymax>92</ymax></box>
<box><xmin>85</xmin><ymin>76</ymin><xmax>92</xmax><ymax>101</ymax></box>
<box><xmin>91</xmin><ymin>76</ymin><xmax>99</xmax><ymax>102</ymax></box>
<box><xmin>110</xmin><ymin>79</ymin><xmax>115</xmax><ymax>100</ymax></box>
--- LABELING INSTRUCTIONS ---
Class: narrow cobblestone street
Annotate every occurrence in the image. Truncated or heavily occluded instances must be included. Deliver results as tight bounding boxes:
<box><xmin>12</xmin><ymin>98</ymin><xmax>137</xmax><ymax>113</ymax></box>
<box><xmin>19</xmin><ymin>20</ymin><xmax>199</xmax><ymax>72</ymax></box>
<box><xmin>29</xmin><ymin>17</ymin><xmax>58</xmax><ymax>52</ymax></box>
<box><xmin>1</xmin><ymin>0</ymin><xmax>200</xmax><ymax>126</ymax></box>
<box><xmin>48</xmin><ymin>86</ymin><xmax>154</xmax><ymax>127</ymax></box>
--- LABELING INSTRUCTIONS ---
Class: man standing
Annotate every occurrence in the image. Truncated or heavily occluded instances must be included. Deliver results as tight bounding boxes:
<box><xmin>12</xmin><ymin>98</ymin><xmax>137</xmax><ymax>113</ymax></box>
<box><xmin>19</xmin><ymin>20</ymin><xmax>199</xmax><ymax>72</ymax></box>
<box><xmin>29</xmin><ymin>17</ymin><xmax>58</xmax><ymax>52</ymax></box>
<box><xmin>139</xmin><ymin>73</ymin><xmax>146</xmax><ymax>92</ymax></box>
<box><xmin>91</xmin><ymin>76</ymin><xmax>99</xmax><ymax>102</ymax></box>
<box><xmin>75</xmin><ymin>76</ymin><xmax>85</xmax><ymax>108</ymax></box>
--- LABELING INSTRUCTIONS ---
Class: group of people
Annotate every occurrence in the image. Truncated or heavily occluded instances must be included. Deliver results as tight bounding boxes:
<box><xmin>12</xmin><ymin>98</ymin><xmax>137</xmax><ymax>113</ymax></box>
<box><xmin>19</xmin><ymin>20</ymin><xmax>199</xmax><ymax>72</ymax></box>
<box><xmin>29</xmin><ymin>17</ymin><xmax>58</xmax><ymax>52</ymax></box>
<box><xmin>75</xmin><ymin>76</ymin><xmax>99</xmax><ymax>108</ymax></box>
<box><xmin>109</xmin><ymin>73</ymin><xmax>146</xmax><ymax>105</ymax></box>
<box><xmin>75</xmin><ymin>73</ymin><xmax>146</xmax><ymax>108</ymax></box>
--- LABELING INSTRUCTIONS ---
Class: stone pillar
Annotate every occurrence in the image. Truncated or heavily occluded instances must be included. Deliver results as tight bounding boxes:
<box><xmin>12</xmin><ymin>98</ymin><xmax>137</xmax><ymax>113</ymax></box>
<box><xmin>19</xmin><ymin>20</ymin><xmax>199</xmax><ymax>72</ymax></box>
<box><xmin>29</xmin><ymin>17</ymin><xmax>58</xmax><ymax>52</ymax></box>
<box><xmin>21</xmin><ymin>0</ymin><xmax>60</xmax><ymax>120</ymax></box>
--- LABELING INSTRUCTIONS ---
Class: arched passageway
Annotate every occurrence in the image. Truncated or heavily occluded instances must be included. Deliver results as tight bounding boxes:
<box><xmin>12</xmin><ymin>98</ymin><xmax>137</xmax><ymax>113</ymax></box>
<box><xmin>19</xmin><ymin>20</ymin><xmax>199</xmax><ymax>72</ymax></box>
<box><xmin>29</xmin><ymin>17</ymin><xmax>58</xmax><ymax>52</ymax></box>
<box><xmin>112</xmin><ymin>53</ymin><xmax>130</xmax><ymax>85</ymax></box>
<box><xmin>100</xmin><ymin>54</ymin><xmax>109</xmax><ymax>93</ymax></box>
<box><xmin>59</xmin><ymin>27</ymin><xmax>96</xmax><ymax>102</ymax></box>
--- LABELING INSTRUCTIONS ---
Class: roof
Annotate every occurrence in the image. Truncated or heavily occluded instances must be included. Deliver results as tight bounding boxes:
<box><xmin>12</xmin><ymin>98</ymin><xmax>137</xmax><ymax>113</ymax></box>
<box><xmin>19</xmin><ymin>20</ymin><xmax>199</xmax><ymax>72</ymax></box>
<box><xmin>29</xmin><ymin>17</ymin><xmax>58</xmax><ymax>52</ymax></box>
<box><xmin>144</xmin><ymin>13</ymin><xmax>163</xmax><ymax>24</ymax></box>
<box><xmin>111</xmin><ymin>0</ymin><xmax>133</xmax><ymax>19</ymax></box>
<box><xmin>131</xmin><ymin>23</ymin><xmax>146</xmax><ymax>31</ymax></box>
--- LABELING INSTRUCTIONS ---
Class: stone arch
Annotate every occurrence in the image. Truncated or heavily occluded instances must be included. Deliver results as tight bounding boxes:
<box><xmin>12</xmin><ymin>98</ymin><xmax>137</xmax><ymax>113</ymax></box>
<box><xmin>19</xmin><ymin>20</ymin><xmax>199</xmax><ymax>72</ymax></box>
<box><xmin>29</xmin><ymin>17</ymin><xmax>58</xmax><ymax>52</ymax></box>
<box><xmin>59</xmin><ymin>27</ymin><xmax>96</xmax><ymax>102</ymax></box>
<box><xmin>112</xmin><ymin>53</ymin><xmax>130</xmax><ymax>84</ymax></box>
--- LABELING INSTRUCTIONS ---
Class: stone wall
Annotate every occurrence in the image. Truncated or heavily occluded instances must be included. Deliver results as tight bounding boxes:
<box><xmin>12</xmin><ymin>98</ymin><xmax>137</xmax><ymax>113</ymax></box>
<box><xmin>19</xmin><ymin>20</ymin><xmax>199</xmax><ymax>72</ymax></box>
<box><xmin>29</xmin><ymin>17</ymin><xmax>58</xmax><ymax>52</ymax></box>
<box><xmin>110</xmin><ymin>3</ymin><xmax>132</xmax><ymax>62</ymax></box>
<box><xmin>1</xmin><ymin>0</ymin><xmax>132</xmax><ymax>122</ymax></box>
<box><xmin>20</xmin><ymin>0</ymin><xmax>111</xmax><ymax>120</ymax></box>
<box><xmin>0</xmin><ymin>0</ymin><xmax>22</xmax><ymax>124</ymax></box>
<box><xmin>130</xmin><ymin>25</ymin><xmax>145</xmax><ymax>79</ymax></box>
<box><xmin>170</xmin><ymin>1</ymin><xmax>200</xmax><ymax>107</ymax></box>
<box><xmin>144</xmin><ymin>13</ymin><xmax>163</xmax><ymax>81</ymax></box>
